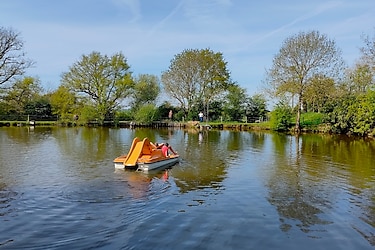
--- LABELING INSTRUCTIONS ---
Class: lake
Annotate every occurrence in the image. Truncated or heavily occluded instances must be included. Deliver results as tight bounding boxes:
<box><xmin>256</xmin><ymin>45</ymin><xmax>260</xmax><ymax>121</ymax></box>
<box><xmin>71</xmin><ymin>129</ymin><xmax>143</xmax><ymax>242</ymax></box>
<box><xmin>0</xmin><ymin>126</ymin><xmax>374</xmax><ymax>249</ymax></box>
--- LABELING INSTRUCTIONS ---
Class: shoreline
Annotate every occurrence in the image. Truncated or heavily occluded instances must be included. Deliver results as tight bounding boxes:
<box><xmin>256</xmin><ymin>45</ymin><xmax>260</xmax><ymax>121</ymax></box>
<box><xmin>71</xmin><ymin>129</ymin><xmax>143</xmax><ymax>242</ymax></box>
<box><xmin>0</xmin><ymin>120</ymin><xmax>372</xmax><ymax>139</ymax></box>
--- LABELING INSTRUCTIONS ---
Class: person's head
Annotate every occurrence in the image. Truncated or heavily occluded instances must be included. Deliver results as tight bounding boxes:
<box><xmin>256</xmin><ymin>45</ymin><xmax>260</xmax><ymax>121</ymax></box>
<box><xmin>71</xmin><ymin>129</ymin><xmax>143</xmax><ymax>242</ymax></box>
<box><xmin>155</xmin><ymin>143</ymin><xmax>159</xmax><ymax>146</ymax></box>
<box><xmin>165</xmin><ymin>143</ymin><xmax>169</xmax><ymax>147</ymax></box>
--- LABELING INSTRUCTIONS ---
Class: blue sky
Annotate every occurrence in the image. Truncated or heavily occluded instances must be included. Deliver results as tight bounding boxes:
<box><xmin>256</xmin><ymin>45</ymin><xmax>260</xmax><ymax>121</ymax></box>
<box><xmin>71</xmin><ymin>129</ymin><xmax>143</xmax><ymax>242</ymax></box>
<box><xmin>1</xmin><ymin>0</ymin><xmax>375</xmax><ymax>96</ymax></box>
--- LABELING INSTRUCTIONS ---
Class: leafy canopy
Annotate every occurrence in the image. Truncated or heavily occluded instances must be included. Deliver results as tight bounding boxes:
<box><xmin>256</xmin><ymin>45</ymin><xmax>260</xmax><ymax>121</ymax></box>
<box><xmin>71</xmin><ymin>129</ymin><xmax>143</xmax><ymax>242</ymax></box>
<box><xmin>266</xmin><ymin>30</ymin><xmax>345</xmax><ymax>130</ymax></box>
<box><xmin>161</xmin><ymin>48</ymin><xmax>232</xmax><ymax>117</ymax></box>
<box><xmin>61</xmin><ymin>51</ymin><xmax>134</xmax><ymax>123</ymax></box>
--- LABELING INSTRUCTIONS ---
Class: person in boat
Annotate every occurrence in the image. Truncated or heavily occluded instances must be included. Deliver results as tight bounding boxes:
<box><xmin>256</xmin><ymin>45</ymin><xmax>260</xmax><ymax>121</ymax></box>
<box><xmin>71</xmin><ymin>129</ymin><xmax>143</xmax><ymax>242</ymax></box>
<box><xmin>161</xmin><ymin>143</ymin><xmax>177</xmax><ymax>157</ymax></box>
<box><xmin>151</xmin><ymin>142</ymin><xmax>164</xmax><ymax>149</ymax></box>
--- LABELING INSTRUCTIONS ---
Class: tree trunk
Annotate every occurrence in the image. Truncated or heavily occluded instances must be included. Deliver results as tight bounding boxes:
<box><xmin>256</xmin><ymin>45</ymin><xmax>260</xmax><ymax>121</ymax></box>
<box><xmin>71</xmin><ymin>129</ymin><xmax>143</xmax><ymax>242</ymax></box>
<box><xmin>295</xmin><ymin>95</ymin><xmax>302</xmax><ymax>132</ymax></box>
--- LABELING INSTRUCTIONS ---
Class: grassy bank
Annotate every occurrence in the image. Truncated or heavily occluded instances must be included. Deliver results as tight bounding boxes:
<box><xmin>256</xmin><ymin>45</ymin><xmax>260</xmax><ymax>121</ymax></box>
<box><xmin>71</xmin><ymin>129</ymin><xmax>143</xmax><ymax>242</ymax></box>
<box><xmin>0</xmin><ymin>112</ymin><xmax>331</xmax><ymax>134</ymax></box>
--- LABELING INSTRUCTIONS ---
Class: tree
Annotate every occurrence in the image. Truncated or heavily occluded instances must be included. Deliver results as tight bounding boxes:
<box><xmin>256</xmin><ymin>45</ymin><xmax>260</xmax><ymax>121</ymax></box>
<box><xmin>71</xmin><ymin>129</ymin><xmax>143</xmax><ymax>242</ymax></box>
<box><xmin>304</xmin><ymin>75</ymin><xmax>336</xmax><ymax>112</ymax></box>
<box><xmin>270</xmin><ymin>100</ymin><xmax>293</xmax><ymax>131</ymax></box>
<box><xmin>130</xmin><ymin>74</ymin><xmax>160</xmax><ymax>110</ymax></box>
<box><xmin>360</xmin><ymin>29</ymin><xmax>375</xmax><ymax>72</ymax></box>
<box><xmin>61</xmin><ymin>51</ymin><xmax>134</xmax><ymax>123</ymax></box>
<box><xmin>161</xmin><ymin>48</ymin><xmax>232</xmax><ymax>120</ymax></box>
<box><xmin>222</xmin><ymin>84</ymin><xmax>248</xmax><ymax>121</ymax></box>
<box><xmin>133</xmin><ymin>104</ymin><xmax>160</xmax><ymax>124</ymax></box>
<box><xmin>3</xmin><ymin>76</ymin><xmax>43</xmax><ymax>114</ymax></box>
<box><xmin>0</xmin><ymin>27</ymin><xmax>34</xmax><ymax>86</ymax></box>
<box><xmin>246</xmin><ymin>94</ymin><xmax>267</xmax><ymax>120</ymax></box>
<box><xmin>345</xmin><ymin>63</ymin><xmax>374</xmax><ymax>95</ymax></box>
<box><xmin>266</xmin><ymin>30</ymin><xmax>345</xmax><ymax>131</ymax></box>
<box><xmin>157</xmin><ymin>101</ymin><xmax>180</xmax><ymax>121</ymax></box>
<box><xmin>23</xmin><ymin>97</ymin><xmax>53</xmax><ymax>120</ymax></box>
<box><xmin>351</xmin><ymin>91</ymin><xmax>375</xmax><ymax>136</ymax></box>
<box><xmin>49</xmin><ymin>85</ymin><xmax>79</xmax><ymax>122</ymax></box>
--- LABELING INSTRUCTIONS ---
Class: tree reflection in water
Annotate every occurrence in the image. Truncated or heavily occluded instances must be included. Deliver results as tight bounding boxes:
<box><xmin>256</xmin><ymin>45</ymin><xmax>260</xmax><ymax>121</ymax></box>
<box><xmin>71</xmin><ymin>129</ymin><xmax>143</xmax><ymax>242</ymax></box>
<box><xmin>267</xmin><ymin>134</ymin><xmax>334</xmax><ymax>234</ymax></box>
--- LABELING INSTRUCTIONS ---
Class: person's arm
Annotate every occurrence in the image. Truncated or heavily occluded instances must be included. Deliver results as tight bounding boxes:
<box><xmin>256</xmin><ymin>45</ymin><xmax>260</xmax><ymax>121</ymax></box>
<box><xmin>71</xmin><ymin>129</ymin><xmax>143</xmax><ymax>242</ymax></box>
<box><xmin>169</xmin><ymin>146</ymin><xmax>177</xmax><ymax>155</ymax></box>
<box><xmin>150</xmin><ymin>142</ymin><xmax>157</xmax><ymax>149</ymax></box>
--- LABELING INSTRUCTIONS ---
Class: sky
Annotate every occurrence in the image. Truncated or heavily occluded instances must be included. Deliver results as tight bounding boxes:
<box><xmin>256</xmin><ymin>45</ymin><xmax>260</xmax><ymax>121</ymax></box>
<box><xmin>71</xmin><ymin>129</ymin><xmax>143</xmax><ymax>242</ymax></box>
<box><xmin>1</xmin><ymin>0</ymin><xmax>375</xmax><ymax>96</ymax></box>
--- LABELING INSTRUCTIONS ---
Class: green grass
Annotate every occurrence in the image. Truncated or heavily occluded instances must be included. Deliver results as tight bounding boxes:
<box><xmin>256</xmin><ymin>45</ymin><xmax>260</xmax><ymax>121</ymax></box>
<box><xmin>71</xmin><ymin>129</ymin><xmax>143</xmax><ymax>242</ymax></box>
<box><xmin>300</xmin><ymin>112</ymin><xmax>325</xmax><ymax>126</ymax></box>
<box><xmin>207</xmin><ymin>120</ymin><xmax>272</xmax><ymax>130</ymax></box>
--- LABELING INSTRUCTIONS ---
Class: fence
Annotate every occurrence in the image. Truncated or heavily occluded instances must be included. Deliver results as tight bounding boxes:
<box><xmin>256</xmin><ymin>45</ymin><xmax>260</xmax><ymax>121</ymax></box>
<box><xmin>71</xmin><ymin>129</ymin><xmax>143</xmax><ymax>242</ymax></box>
<box><xmin>0</xmin><ymin>114</ymin><xmax>59</xmax><ymax>121</ymax></box>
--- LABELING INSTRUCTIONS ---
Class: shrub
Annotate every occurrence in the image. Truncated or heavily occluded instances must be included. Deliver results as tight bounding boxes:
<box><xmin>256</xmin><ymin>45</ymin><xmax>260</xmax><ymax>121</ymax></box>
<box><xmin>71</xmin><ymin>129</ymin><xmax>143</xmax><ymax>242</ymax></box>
<box><xmin>134</xmin><ymin>104</ymin><xmax>159</xmax><ymax>124</ymax></box>
<box><xmin>270</xmin><ymin>102</ymin><xmax>293</xmax><ymax>131</ymax></box>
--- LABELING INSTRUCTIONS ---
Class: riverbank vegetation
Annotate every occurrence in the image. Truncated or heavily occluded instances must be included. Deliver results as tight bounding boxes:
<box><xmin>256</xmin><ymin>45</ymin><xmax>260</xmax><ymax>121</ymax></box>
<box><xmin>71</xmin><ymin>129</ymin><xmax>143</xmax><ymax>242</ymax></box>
<box><xmin>0</xmin><ymin>26</ymin><xmax>374</xmax><ymax>137</ymax></box>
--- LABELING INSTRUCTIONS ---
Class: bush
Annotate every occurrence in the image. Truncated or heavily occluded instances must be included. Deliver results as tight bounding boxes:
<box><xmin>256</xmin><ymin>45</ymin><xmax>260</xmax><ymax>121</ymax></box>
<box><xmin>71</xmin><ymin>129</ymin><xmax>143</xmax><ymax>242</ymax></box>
<box><xmin>79</xmin><ymin>105</ymin><xmax>101</xmax><ymax>123</ymax></box>
<box><xmin>270</xmin><ymin>102</ymin><xmax>293</xmax><ymax>131</ymax></box>
<box><xmin>300</xmin><ymin>112</ymin><xmax>325</xmax><ymax>127</ymax></box>
<box><xmin>115</xmin><ymin>109</ymin><xmax>133</xmax><ymax>121</ymax></box>
<box><xmin>134</xmin><ymin>104</ymin><xmax>159</xmax><ymax>124</ymax></box>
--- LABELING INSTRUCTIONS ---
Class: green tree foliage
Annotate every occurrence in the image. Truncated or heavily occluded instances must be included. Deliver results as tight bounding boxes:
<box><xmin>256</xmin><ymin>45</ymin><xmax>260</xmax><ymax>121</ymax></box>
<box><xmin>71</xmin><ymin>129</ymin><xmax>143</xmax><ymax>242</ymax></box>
<box><xmin>134</xmin><ymin>104</ymin><xmax>159</xmax><ymax>124</ymax></box>
<box><xmin>79</xmin><ymin>104</ymin><xmax>101</xmax><ymax>123</ymax></box>
<box><xmin>0</xmin><ymin>27</ymin><xmax>33</xmax><ymax>86</ymax></box>
<box><xmin>49</xmin><ymin>85</ymin><xmax>79</xmax><ymax>122</ymax></box>
<box><xmin>208</xmin><ymin>100</ymin><xmax>224</xmax><ymax>121</ymax></box>
<box><xmin>115</xmin><ymin>109</ymin><xmax>133</xmax><ymax>122</ymax></box>
<box><xmin>351</xmin><ymin>91</ymin><xmax>375</xmax><ymax>135</ymax></box>
<box><xmin>266</xmin><ymin>30</ymin><xmax>345</xmax><ymax>131</ymax></box>
<box><xmin>304</xmin><ymin>75</ymin><xmax>336</xmax><ymax>112</ymax></box>
<box><xmin>2</xmin><ymin>76</ymin><xmax>43</xmax><ymax>114</ymax></box>
<box><xmin>270</xmin><ymin>100</ymin><xmax>293</xmax><ymax>131</ymax></box>
<box><xmin>61</xmin><ymin>51</ymin><xmax>134</xmax><ymax>123</ymax></box>
<box><xmin>131</xmin><ymin>74</ymin><xmax>160</xmax><ymax>110</ymax></box>
<box><xmin>327</xmin><ymin>96</ymin><xmax>355</xmax><ymax>134</ymax></box>
<box><xmin>222</xmin><ymin>86</ymin><xmax>267</xmax><ymax>122</ymax></box>
<box><xmin>0</xmin><ymin>99</ymin><xmax>7</xmax><ymax>119</ymax></box>
<box><xmin>157</xmin><ymin>101</ymin><xmax>179</xmax><ymax>121</ymax></box>
<box><xmin>327</xmin><ymin>91</ymin><xmax>375</xmax><ymax>136</ymax></box>
<box><xmin>300</xmin><ymin>112</ymin><xmax>325</xmax><ymax>127</ymax></box>
<box><xmin>161</xmin><ymin>48</ymin><xmax>232</xmax><ymax>119</ymax></box>
<box><xmin>246</xmin><ymin>94</ymin><xmax>267</xmax><ymax>120</ymax></box>
<box><xmin>23</xmin><ymin>97</ymin><xmax>53</xmax><ymax>119</ymax></box>
<box><xmin>222</xmin><ymin>84</ymin><xmax>247</xmax><ymax>121</ymax></box>
<box><xmin>345</xmin><ymin>63</ymin><xmax>374</xmax><ymax>95</ymax></box>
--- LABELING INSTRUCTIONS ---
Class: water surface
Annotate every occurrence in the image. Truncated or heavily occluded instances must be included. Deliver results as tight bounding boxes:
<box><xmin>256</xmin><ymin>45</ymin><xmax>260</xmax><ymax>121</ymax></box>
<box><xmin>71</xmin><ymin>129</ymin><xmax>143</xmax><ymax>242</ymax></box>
<box><xmin>0</xmin><ymin>127</ymin><xmax>374</xmax><ymax>249</ymax></box>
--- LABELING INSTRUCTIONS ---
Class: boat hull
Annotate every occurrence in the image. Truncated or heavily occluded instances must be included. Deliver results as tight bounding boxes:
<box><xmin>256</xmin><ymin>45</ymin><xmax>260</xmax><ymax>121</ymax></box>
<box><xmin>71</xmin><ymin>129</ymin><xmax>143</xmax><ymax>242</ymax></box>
<box><xmin>137</xmin><ymin>156</ymin><xmax>179</xmax><ymax>172</ymax></box>
<box><xmin>113</xmin><ymin>154</ymin><xmax>179</xmax><ymax>172</ymax></box>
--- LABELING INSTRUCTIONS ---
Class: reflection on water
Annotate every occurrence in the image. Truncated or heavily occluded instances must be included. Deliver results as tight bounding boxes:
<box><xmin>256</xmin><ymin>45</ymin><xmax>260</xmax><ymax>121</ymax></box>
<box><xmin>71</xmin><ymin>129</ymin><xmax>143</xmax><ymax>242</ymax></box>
<box><xmin>0</xmin><ymin>127</ymin><xmax>374</xmax><ymax>249</ymax></box>
<box><xmin>265</xmin><ymin>134</ymin><xmax>375</xmax><ymax>243</ymax></box>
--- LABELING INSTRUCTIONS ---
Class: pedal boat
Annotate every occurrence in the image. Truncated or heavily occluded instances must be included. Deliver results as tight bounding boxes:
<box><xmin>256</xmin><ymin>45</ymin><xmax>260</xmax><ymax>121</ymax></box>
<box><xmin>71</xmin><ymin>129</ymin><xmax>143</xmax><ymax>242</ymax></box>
<box><xmin>113</xmin><ymin>137</ymin><xmax>179</xmax><ymax>172</ymax></box>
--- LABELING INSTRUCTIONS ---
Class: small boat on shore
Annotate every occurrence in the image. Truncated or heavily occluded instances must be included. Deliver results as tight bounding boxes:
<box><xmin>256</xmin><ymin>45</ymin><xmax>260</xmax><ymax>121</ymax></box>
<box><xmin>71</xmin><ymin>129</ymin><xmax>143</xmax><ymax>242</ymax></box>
<box><xmin>113</xmin><ymin>137</ymin><xmax>180</xmax><ymax>172</ymax></box>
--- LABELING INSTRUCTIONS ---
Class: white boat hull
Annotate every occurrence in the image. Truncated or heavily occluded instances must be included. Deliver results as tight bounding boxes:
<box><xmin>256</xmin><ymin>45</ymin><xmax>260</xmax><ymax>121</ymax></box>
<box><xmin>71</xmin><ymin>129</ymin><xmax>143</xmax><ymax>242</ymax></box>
<box><xmin>137</xmin><ymin>157</ymin><xmax>179</xmax><ymax>172</ymax></box>
<box><xmin>114</xmin><ymin>162</ymin><xmax>127</xmax><ymax>169</ymax></box>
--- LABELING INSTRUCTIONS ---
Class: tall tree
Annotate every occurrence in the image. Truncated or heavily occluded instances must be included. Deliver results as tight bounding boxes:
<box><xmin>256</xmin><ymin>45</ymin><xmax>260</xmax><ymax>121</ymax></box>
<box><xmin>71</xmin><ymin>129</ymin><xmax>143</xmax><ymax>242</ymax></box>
<box><xmin>0</xmin><ymin>27</ymin><xmax>34</xmax><ymax>86</ymax></box>
<box><xmin>23</xmin><ymin>97</ymin><xmax>53</xmax><ymax>119</ymax></box>
<box><xmin>266</xmin><ymin>30</ymin><xmax>345</xmax><ymax>131</ymax></box>
<box><xmin>131</xmin><ymin>74</ymin><xmax>160</xmax><ymax>110</ymax></box>
<box><xmin>3</xmin><ymin>76</ymin><xmax>43</xmax><ymax>114</ymax></box>
<box><xmin>345</xmin><ymin>63</ymin><xmax>374</xmax><ymax>95</ymax></box>
<box><xmin>61</xmin><ymin>51</ymin><xmax>134</xmax><ymax>123</ymax></box>
<box><xmin>246</xmin><ymin>94</ymin><xmax>267</xmax><ymax>120</ymax></box>
<box><xmin>360</xmin><ymin>29</ymin><xmax>375</xmax><ymax>72</ymax></box>
<box><xmin>222</xmin><ymin>84</ymin><xmax>248</xmax><ymax>121</ymax></box>
<box><xmin>304</xmin><ymin>75</ymin><xmax>336</xmax><ymax>112</ymax></box>
<box><xmin>49</xmin><ymin>85</ymin><xmax>79</xmax><ymax>121</ymax></box>
<box><xmin>161</xmin><ymin>48</ymin><xmax>231</xmax><ymax>119</ymax></box>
